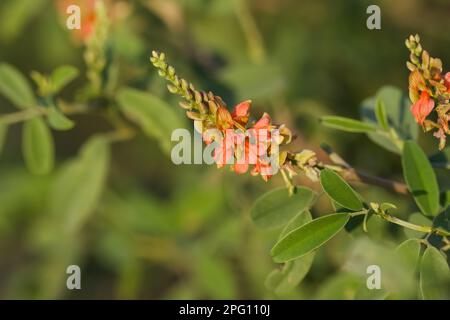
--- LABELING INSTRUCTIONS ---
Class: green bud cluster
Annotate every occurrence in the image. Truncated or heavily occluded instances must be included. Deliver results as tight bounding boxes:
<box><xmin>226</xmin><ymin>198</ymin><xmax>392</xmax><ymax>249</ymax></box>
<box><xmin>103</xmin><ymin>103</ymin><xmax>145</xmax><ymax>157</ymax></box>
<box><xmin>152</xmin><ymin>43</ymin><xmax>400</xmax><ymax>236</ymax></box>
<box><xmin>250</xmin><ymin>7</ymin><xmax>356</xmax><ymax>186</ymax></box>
<box><xmin>405</xmin><ymin>34</ymin><xmax>443</xmax><ymax>82</ymax></box>
<box><xmin>150</xmin><ymin>51</ymin><xmax>228</xmax><ymax>123</ymax></box>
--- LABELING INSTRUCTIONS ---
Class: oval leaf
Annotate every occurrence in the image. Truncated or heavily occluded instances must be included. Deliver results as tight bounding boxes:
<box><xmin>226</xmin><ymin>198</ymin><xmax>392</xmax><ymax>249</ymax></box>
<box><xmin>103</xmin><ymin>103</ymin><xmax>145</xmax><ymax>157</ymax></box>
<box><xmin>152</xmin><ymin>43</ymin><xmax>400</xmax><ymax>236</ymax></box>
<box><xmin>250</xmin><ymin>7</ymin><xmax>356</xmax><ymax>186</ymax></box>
<box><xmin>265</xmin><ymin>253</ymin><xmax>315</xmax><ymax>294</ymax></box>
<box><xmin>402</xmin><ymin>141</ymin><xmax>440</xmax><ymax>217</ymax></box>
<box><xmin>360</xmin><ymin>86</ymin><xmax>418</xmax><ymax>154</ymax></box>
<box><xmin>321</xmin><ymin>116</ymin><xmax>377</xmax><ymax>133</ymax></box>
<box><xmin>395</xmin><ymin>239</ymin><xmax>421</xmax><ymax>276</ymax></box>
<box><xmin>49</xmin><ymin>136</ymin><xmax>110</xmax><ymax>233</ymax></box>
<box><xmin>271</xmin><ymin>213</ymin><xmax>350</xmax><ymax>263</ymax></box>
<box><xmin>279</xmin><ymin>210</ymin><xmax>313</xmax><ymax>239</ymax></box>
<box><xmin>117</xmin><ymin>87</ymin><xmax>184</xmax><ymax>154</ymax></box>
<box><xmin>375</xmin><ymin>98</ymin><xmax>389</xmax><ymax>131</ymax></box>
<box><xmin>22</xmin><ymin>117</ymin><xmax>54</xmax><ymax>175</ymax></box>
<box><xmin>420</xmin><ymin>246</ymin><xmax>450</xmax><ymax>300</ymax></box>
<box><xmin>320</xmin><ymin>168</ymin><xmax>364</xmax><ymax>211</ymax></box>
<box><xmin>267</xmin><ymin>210</ymin><xmax>315</xmax><ymax>294</ymax></box>
<box><xmin>251</xmin><ymin>187</ymin><xmax>316</xmax><ymax>229</ymax></box>
<box><xmin>47</xmin><ymin>106</ymin><xmax>74</xmax><ymax>131</ymax></box>
<box><xmin>51</xmin><ymin>65</ymin><xmax>79</xmax><ymax>94</ymax></box>
<box><xmin>0</xmin><ymin>63</ymin><xmax>35</xmax><ymax>109</ymax></box>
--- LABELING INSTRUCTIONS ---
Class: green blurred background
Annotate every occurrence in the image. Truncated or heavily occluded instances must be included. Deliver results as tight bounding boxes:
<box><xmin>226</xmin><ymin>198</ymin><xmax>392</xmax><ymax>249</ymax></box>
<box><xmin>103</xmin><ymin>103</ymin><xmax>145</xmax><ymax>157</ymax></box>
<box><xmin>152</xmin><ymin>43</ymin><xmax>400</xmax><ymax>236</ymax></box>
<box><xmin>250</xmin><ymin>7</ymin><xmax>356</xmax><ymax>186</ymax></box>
<box><xmin>0</xmin><ymin>0</ymin><xmax>449</xmax><ymax>299</ymax></box>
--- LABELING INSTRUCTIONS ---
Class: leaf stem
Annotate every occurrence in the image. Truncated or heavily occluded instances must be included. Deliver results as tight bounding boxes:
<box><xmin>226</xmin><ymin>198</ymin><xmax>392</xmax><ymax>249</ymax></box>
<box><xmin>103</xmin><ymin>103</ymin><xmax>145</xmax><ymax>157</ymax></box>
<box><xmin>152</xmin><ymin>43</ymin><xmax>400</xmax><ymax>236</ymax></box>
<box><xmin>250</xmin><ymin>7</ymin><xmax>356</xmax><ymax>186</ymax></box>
<box><xmin>0</xmin><ymin>101</ymin><xmax>91</xmax><ymax>126</ymax></box>
<box><xmin>0</xmin><ymin>107</ymin><xmax>46</xmax><ymax>125</ymax></box>
<box><xmin>376</xmin><ymin>212</ymin><xmax>450</xmax><ymax>237</ymax></box>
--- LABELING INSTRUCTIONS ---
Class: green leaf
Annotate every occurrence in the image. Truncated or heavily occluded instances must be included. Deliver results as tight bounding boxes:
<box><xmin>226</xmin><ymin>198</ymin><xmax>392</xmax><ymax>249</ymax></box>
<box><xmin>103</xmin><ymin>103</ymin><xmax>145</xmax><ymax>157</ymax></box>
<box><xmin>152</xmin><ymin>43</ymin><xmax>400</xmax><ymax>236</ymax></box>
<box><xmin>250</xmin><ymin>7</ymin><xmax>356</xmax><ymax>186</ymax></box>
<box><xmin>49</xmin><ymin>136</ymin><xmax>110</xmax><ymax>233</ymax></box>
<box><xmin>271</xmin><ymin>213</ymin><xmax>350</xmax><ymax>263</ymax></box>
<box><xmin>0</xmin><ymin>123</ymin><xmax>7</xmax><ymax>155</ymax></box>
<box><xmin>265</xmin><ymin>253</ymin><xmax>315</xmax><ymax>295</ymax></box>
<box><xmin>251</xmin><ymin>187</ymin><xmax>316</xmax><ymax>229</ymax></box>
<box><xmin>50</xmin><ymin>65</ymin><xmax>79</xmax><ymax>94</ymax></box>
<box><xmin>344</xmin><ymin>238</ymin><xmax>418</xmax><ymax>298</ymax></box>
<box><xmin>279</xmin><ymin>210</ymin><xmax>313</xmax><ymax>239</ymax></box>
<box><xmin>402</xmin><ymin>141</ymin><xmax>440</xmax><ymax>217</ymax></box>
<box><xmin>321</xmin><ymin>116</ymin><xmax>377</xmax><ymax>133</ymax></box>
<box><xmin>375</xmin><ymin>98</ymin><xmax>389</xmax><ymax>131</ymax></box>
<box><xmin>22</xmin><ymin>117</ymin><xmax>54</xmax><ymax>175</ymax></box>
<box><xmin>0</xmin><ymin>63</ymin><xmax>35</xmax><ymax>109</ymax></box>
<box><xmin>420</xmin><ymin>246</ymin><xmax>450</xmax><ymax>300</ymax></box>
<box><xmin>380</xmin><ymin>202</ymin><xmax>397</xmax><ymax>211</ymax></box>
<box><xmin>360</xmin><ymin>86</ymin><xmax>418</xmax><ymax>154</ymax></box>
<box><xmin>267</xmin><ymin>210</ymin><xmax>315</xmax><ymax>294</ymax></box>
<box><xmin>440</xmin><ymin>190</ymin><xmax>450</xmax><ymax>209</ymax></box>
<box><xmin>117</xmin><ymin>87</ymin><xmax>184</xmax><ymax>154</ymax></box>
<box><xmin>395</xmin><ymin>239</ymin><xmax>421</xmax><ymax>275</ymax></box>
<box><xmin>320</xmin><ymin>168</ymin><xmax>364</xmax><ymax>211</ymax></box>
<box><xmin>315</xmin><ymin>273</ymin><xmax>362</xmax><ymax>300</ymax></box>
<box><xmin>47</xmin><ymin>106</ymin><xmax>74</xmax><ymax>131</ymax></box>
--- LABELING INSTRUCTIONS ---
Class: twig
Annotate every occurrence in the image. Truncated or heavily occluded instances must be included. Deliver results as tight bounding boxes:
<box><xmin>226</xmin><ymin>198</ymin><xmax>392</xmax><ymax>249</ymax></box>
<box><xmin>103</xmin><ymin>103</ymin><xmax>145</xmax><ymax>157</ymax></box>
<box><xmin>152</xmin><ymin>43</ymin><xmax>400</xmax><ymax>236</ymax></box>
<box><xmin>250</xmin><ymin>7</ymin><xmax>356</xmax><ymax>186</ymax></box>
<box><xmin>321</xmin><ymin>144</ymin><xmax>409</xmax><ymax>195</ymax></box>
<box><xmin>0</xmin><ymin>107</ymin><xmax>46</xmax><ymax>125</ymax></box>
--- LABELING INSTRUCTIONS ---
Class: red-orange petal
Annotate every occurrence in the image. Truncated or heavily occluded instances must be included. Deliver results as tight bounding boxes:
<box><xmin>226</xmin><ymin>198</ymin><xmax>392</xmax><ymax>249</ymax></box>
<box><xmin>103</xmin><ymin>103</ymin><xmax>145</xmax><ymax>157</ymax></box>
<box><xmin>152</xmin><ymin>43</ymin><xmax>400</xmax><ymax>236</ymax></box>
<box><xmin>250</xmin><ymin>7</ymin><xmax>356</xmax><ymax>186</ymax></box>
<box><xmin>445</xmin><ymin>72</ymin><xmax>450</xmax><ymax>92</ymax></box>
<box><xmin>254</xmin><ymin>112</ymin><xmax>271</xmax><ymax>129</ymax></box>
<box><xmin>411</xmin><ymin>91</ymin><xmax>435</xmax><ymax>125</ymax></box>
<box><xmin>232</xmin><ymin>100</ymin><xmax>251</xmax><ymax>118</ymax></box>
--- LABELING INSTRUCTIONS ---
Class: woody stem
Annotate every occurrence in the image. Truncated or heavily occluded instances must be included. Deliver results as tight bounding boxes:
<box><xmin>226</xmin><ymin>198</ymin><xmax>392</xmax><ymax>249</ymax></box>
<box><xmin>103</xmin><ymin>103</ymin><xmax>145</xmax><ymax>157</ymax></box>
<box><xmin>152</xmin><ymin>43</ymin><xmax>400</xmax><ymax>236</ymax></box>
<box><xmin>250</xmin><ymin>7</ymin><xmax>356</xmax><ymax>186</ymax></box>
<box><xmin>320</xmin><ymin>144</ymin><xmax>409</xmax><ymax>195</ymax></box>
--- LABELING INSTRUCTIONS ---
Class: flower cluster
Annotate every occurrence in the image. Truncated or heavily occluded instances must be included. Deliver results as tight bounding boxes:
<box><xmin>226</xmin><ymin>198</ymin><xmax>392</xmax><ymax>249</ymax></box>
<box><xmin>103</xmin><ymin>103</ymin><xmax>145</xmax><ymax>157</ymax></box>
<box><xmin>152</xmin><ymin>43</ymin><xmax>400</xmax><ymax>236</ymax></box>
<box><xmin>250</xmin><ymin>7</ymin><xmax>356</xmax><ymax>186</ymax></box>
<box><xmin>150</xmin><ymin>51</ymin><xmax>320</xmax><ymax>183</ymax></box>
<box><xmin>406</xmin><ymin>34</ymin><xmax>450</xmax><ymax>150</ymax></box>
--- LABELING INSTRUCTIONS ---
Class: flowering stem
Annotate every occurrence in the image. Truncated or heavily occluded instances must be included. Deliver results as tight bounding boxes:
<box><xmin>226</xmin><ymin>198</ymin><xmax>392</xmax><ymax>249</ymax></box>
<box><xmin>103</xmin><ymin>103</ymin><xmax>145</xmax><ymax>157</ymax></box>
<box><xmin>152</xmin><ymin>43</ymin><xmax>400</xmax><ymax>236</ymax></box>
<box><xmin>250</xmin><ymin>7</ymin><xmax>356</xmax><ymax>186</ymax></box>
<box><xmin>280</xmin><ymin>168</ymin><xmax>295</xmax><ymax>196</ymax></box>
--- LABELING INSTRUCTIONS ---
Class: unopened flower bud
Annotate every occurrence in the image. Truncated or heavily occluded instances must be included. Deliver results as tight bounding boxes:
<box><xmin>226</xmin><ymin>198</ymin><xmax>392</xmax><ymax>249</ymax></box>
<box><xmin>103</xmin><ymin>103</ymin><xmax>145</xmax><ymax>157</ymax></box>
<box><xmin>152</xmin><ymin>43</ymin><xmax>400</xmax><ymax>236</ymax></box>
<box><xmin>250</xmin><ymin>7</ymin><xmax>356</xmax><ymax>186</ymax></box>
<box><xmin>198</xmin><ymin>102</ymin><xmax>208</xmax><ymax>114</ymax></box>
<box><xmin>186</xmin><ymin>111</ymin><xmax>206</xmax><ymax>120</ymax></box>
<box><xmin>181</xmin><ymin>79</ymin><xmax>188</xmax><ymax>90</ymax></box>
<box><xmin>167</xmin><ymin>84</ymin><xmax>178</xmax><ymax>94</ymax></box>
<box><xmin>208</xmin><ymin>100</ymin><xmax>218</xmax><ymax>114</ymax></box>
<box><xmin>294</xmin><ymin>149</ymin><xmax>317</xmax><ymax>166</ymax></box>
<box><xmin>216</xmin><ymin>106</ymin><xmax>233</xmax><ymax>130</ymax></box>
<box><xmin>167</xmin><ymin>66</ymin><xmax>175</xmax><ymax>77</ymax></box>
<box><xmin>179</xmin><ymin>101</ymin><xmax>191</xmax><ymax>110</ymax></box>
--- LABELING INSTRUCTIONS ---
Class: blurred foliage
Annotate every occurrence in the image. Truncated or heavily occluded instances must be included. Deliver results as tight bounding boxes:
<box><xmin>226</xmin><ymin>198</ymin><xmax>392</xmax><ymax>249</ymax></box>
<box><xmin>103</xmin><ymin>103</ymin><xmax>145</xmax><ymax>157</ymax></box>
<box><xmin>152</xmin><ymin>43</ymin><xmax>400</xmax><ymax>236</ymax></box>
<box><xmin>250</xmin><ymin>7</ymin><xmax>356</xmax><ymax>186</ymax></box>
<box><xmin>0</xmin><ymin>0</ymin><xmax>449</xmax><ymax>299</ymax></box>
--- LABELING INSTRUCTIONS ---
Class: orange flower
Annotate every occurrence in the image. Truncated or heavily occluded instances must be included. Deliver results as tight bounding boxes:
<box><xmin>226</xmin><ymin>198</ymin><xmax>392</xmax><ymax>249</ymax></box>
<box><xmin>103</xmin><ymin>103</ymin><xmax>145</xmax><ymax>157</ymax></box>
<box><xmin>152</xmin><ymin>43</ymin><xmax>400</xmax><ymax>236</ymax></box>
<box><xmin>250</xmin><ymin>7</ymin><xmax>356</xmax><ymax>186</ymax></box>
<box><xmin>232</xmin><ymin>113</ymin><xmax>273</xmax><ymax>178</ymax></box>
<box><xmin>215</xmin><ymin>106</ymin><xmax>234</xmax><ymax>131</ymax></box>
<box><xmin>411</xmin><ymin>91</ymin><xmax>435</xmax><ymax>125</ymax></box>
<box><xmin>204</xmin><ymin>100</ymin><xmax>278</xmax><ymax>180</ymax></box>
<box><xmin>215</xmin><ymin>100</ymin><xmax>251</xmax><ymax>130</ymax></box>
<box><xmin>231</xmin><ymin>100</ymin><xmax>251</xmax><ymax>127</ymax></box>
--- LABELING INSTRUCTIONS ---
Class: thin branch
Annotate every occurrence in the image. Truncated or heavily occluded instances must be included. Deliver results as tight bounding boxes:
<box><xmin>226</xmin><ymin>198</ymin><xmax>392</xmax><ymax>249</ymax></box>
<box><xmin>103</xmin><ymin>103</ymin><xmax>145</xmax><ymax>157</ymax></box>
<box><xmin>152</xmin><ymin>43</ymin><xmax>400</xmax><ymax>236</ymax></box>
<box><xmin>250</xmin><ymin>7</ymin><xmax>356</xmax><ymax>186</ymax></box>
<box><xmin>320</xmin><ymin>144</ymin><xmax>409</xmax><ymax>195</ymax></box>
<box><xmin>0</xmin><ymin>107</ymin><xmax>46</xmax><ymax>125</ymax></box>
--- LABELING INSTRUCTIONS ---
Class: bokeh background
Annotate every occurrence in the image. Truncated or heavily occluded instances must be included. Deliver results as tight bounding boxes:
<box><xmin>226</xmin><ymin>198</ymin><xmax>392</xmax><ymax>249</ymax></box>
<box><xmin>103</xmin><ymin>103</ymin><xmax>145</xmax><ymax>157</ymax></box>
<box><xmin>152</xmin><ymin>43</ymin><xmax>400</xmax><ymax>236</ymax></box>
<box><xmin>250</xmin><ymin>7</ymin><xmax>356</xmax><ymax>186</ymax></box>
<box><xmin>0</xmin><ymin>0</ymin><xmax>449</xmax><ymax>299</ymax></box>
